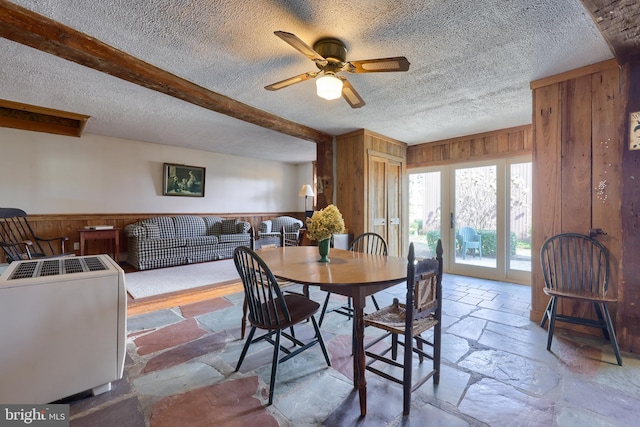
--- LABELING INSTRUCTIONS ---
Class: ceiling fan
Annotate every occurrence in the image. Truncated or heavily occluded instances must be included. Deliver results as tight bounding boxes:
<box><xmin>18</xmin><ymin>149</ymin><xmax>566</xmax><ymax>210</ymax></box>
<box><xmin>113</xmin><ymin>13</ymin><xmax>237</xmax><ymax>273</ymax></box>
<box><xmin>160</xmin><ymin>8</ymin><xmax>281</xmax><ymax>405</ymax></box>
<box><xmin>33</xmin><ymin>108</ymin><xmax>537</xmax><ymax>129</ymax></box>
<box><xmin>265</xmin><ymin>31</ymin><xmax>410</xmax><ymax>108</ymax></box>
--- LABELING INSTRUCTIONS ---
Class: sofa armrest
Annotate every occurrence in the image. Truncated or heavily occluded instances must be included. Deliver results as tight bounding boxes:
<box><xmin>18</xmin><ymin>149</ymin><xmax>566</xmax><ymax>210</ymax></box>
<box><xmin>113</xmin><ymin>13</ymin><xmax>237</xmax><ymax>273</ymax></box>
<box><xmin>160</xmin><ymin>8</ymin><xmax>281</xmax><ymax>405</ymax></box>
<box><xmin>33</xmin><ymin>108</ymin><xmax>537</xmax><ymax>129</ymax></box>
<box><xmin>124</xmin><ymin>224</ymin><xmax>146</xmax><ymax>238</ymax></box>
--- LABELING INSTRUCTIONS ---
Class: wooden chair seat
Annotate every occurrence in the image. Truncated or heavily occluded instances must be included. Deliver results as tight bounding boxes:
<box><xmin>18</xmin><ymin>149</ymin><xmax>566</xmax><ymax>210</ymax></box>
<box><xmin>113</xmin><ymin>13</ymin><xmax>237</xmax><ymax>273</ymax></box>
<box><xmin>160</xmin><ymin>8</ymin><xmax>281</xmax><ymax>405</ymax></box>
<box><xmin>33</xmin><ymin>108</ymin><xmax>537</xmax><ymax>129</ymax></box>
<box><xmin>251</xmin><ymin>294</ymin><xmax>319</xmax><ymax>329</ymax></box>
<box><xmin>543</xmin><ymin>287</ymin><xmax>618</xmax><ymax>303</ymax></box>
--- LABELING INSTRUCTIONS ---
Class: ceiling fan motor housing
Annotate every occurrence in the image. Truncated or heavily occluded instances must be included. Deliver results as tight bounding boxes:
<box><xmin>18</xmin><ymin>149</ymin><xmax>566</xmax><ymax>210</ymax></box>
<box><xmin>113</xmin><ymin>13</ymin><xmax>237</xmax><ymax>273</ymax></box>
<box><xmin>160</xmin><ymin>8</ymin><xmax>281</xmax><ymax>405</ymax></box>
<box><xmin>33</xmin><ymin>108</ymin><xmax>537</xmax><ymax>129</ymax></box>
<box><xmin>314</xmin><ymin>38</ymin><xmax>347</xmax><ymax>71</ymax></box>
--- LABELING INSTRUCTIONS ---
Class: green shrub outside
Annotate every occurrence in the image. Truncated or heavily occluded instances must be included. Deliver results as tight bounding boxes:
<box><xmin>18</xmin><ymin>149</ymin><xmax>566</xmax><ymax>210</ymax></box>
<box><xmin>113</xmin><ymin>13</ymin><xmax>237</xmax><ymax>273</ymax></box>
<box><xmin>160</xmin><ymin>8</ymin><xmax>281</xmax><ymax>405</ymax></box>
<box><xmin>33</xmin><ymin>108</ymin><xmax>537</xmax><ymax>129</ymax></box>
<box><xmin>411</xmin><ymin>222</ymin><xmax>519</xmax><ymax>257</ymax></box>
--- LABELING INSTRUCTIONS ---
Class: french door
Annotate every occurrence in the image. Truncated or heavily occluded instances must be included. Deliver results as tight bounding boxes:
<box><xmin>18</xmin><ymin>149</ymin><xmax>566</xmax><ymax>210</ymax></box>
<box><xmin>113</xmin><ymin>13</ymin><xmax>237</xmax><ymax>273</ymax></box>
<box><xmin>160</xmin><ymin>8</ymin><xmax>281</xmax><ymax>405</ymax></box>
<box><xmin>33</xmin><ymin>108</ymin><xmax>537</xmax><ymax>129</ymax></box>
<box><xmin>409</xmin><ymin>158</ymin><xmax>531</xmax><ymax>284</ymax></box>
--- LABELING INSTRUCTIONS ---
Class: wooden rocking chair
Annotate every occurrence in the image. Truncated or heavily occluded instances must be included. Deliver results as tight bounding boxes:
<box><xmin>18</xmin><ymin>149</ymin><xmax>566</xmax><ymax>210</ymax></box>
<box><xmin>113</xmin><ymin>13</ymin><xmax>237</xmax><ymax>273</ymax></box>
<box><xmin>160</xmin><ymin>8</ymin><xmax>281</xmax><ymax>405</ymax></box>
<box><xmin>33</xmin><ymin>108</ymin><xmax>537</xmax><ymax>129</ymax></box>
<box><xmin>0</xmin><ymin>208</ymin><xmax>72</xmax><ymax>263</ymax></box>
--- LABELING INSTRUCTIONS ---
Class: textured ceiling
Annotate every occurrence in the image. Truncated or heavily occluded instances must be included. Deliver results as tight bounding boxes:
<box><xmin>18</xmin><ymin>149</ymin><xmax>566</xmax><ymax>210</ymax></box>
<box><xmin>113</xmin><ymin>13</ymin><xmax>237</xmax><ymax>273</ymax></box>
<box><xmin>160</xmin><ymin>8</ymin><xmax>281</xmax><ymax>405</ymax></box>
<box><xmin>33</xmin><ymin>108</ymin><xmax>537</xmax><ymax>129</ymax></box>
<box><xmin>0</xmin><ymin>0</ymin><xmax>613</xmax><ymax>163</ymax></box>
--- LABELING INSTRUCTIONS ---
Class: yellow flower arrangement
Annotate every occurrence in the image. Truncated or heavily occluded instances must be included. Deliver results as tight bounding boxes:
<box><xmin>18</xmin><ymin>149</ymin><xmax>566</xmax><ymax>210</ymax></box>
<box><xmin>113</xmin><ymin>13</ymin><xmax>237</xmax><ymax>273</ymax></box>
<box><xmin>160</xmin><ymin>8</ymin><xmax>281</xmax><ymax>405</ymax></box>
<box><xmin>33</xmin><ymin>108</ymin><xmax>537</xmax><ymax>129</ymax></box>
<box><xmin>305</xmin><ymin>204</ymin><xmax>345</xmax><ymax>241</ymax></box>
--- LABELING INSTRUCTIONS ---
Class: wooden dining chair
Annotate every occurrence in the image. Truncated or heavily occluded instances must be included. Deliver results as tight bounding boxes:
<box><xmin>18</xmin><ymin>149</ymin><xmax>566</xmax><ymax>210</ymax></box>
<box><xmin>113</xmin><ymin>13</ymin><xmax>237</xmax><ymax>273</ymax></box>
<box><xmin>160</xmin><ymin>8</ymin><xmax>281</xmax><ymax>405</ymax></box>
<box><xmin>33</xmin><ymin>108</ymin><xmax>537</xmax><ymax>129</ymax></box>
<box><xmin>318</xmin><ymin>232</ymin><xmax>385</xmax><ymax>326</ymax></box>
<box><xmin>233</xmin><ymin>246</ymin><xmax>331</xmax><ymax>405</ymax></box>
<box><xmin>540</xmin><ymin>232</ymin><xmax>622</xmax><ymax>365</ymax></box>
<box><xmin>241</xmin><ymin>227</ymin><xmax>309</xmax><ymax>338</ymax></box>
<box><xmin>363</xmin><ymin>240</ymin><xmax>442</xmax><ymax>415</ymax></box>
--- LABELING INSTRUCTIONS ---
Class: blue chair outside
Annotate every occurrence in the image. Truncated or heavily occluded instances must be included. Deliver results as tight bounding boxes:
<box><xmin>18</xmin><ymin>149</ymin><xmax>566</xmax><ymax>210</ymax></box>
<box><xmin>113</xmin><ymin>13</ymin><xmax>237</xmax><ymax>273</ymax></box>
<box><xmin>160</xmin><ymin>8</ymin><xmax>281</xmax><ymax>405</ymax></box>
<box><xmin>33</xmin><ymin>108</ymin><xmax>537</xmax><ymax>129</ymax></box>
<box><xmin>458</xmin><ymin>226</ymin><xmax>482</xmax><ymax>259</ymax></box>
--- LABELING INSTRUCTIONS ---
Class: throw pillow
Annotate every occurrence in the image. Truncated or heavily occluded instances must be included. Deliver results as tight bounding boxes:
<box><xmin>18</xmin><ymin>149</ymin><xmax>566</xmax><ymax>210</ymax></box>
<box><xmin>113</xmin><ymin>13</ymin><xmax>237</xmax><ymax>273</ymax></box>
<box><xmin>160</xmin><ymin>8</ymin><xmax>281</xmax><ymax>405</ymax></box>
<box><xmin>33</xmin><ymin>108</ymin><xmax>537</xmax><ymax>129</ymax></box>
<box><xmin>142</xmin><ymin>222</ymin><xmax>161</xmax><ymax>240</ymax></box>
<box><xmin>221</xmin><ymin>219</ymin><xmax>238</xmax><ymax>234</ymax></box>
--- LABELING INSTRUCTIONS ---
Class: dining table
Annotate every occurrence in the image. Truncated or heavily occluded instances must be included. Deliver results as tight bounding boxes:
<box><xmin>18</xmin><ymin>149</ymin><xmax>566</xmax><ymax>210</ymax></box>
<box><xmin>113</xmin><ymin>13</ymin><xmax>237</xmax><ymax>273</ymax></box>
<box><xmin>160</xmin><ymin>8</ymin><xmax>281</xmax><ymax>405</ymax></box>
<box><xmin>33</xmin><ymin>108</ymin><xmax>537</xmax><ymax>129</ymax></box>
<box><xmin>257</xmin><ymin>245</ymin><xmax>407</xmax><ymax>416</ymax></box>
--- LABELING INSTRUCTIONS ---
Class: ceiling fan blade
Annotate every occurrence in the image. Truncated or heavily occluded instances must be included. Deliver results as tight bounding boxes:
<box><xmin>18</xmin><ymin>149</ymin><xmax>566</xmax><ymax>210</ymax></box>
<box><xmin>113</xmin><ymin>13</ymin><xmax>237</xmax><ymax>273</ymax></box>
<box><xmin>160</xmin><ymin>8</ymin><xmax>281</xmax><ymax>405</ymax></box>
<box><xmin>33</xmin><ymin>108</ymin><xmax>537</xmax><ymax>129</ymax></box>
<box><xmin>347</xmin><ymin>56</ymin><xmax>410</xmax><ymax>73</ymax></box>
<box><xmin>274</xmin><ymin>31</ymin><xmax>326</xmax><ymax>63</ymax></box>
<box><xmin>340</xmin><ymin>78</ymin><xmax>366</xmax><ymax>108</ymax></box>
<box><xmin>264</xmin><ymin>72</ymin><xmax>318</xmax><ymax>91</ymax></box>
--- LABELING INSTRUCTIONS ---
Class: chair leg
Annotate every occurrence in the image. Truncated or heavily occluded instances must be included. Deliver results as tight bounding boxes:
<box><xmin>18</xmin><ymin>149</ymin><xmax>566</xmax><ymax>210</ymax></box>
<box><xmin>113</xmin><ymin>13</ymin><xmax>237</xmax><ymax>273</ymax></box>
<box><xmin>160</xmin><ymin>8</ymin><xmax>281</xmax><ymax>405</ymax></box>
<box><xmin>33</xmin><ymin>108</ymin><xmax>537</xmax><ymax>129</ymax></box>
<box><xmin>416</xmin><ymin>335</ymin><xmax>424</xmax><ymax>363</ymax></box>
<box><xmin>235</xmin><ymin>326</ymin><xmax>257</xmax><ymax>371</ymax></box>
<box><xmin>267</xmin><ymin>329</ymin><xmax>282</xmax><ymax>405</ymax></box>
<box><xmin>546</xmin><ymin>296</ymin><xmax>558</xmax><ymax>351</ymax></box>
<box><xmin>391</xmin><ymin>333</ymin><xmax>399</xmax><ymax>360</ymax></box>
<box><xmin>433</xmin><ymin>322</ymin><xmax>441</xmax><ymax>384</ymax></box>
<box><xmin>241</xmin><ymin>298</ymin><xmax>248</xmax><ymax>339</ymax></box>
<box><xmin>402</xmin><ymin>331</ymin><xmax>413</xmax><ymax>416</ymax></box>
<box><xmin>319</xmin><ymin>292</ymin><xmax>331</xmax><ymax>327</ymax></box>
<box><xmin>599</xmin><ymin>302</ymin><xmax>623</xmax><ymax>366</ymax></box>
<box><xmin>540</xmin><ymin>298</ymin><xmax>552</xmax><ymax>328</ymax></box>
<box><xmin>593</xmin><ymin>303</ymin><xmax>611</xmax><ymax>341</ymax></box>
<box><xmin>371</xmin><ymin>294</ymin><xmax>380</xmax><ymax>310</ymax></box>
<box><xmin>311</xmin><ymin>315</ymin><xmax>332</xmax><ymax>366</ymax></box>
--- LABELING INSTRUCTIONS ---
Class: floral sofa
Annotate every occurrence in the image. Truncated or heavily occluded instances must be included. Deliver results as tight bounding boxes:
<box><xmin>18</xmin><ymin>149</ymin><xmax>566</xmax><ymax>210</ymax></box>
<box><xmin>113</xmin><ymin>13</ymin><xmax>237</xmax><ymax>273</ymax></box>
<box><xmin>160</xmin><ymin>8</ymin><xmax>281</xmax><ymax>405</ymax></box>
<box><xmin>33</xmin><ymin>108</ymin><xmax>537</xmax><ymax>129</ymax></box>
<box><xmin>124</xmin><ymin>215</ymin><xmax>252</xmax><ymax>270</ymax></box>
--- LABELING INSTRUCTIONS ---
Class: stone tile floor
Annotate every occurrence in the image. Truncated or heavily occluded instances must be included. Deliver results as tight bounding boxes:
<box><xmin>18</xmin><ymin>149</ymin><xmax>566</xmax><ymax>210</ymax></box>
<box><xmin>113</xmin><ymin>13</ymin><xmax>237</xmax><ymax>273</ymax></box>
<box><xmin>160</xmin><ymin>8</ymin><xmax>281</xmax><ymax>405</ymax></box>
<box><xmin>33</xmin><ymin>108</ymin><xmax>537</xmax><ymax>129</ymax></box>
<box><xmin>67</xmin><ymin>274</ymin><xmax>640</xmax><ymax>426</ymax></box>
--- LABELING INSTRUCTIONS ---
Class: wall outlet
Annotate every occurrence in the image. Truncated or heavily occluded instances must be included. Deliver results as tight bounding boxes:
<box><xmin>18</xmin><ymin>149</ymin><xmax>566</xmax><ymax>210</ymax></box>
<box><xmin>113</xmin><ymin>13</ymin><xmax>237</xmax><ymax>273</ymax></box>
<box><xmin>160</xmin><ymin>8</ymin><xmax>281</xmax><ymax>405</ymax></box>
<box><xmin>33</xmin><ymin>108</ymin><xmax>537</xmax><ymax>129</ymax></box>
<box><xmin>73</xmin><ymin>242</ymin><xmax>80</xmax><ymax>250</ymax></box>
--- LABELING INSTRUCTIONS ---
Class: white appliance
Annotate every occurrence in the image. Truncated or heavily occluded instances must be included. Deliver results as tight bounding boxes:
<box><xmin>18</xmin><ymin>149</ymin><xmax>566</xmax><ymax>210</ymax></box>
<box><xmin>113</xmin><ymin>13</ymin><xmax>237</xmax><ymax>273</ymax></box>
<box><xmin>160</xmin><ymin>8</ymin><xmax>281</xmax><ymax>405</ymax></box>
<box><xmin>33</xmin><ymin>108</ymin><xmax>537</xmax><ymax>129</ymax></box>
<box><xmin>0</xmin><ymin>255</ymin><xmax>127</xmax><ymax>404</ymax></box>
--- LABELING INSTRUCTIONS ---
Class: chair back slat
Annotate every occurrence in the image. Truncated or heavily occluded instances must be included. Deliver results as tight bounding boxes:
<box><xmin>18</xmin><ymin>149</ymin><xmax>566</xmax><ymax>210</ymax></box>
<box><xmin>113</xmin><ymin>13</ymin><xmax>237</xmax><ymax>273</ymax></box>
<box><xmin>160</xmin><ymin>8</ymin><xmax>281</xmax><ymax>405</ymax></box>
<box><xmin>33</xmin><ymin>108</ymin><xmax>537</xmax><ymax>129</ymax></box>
<box><xmin>234</xmin><ymin>246</ymin><xmax>291</xmax><ymax>329</ymax></box>
<box><xmin>540</xmin><ymin>233</ymin><xmax>609</xmax><ymax>297</ymax></box>
<box><xmin>0</xmin><ymin>208</ymin><xmax>48</xmax><ymax>262</ymax></box>
<box><xmin>406</xmin><ymin>240</ymin><xmax>443</xmax><ymax>324</ymax></box>
<box><xmin>349</xmin><ymin>232</ymin><xmax>388</xmax><ymax>255</ymax></box>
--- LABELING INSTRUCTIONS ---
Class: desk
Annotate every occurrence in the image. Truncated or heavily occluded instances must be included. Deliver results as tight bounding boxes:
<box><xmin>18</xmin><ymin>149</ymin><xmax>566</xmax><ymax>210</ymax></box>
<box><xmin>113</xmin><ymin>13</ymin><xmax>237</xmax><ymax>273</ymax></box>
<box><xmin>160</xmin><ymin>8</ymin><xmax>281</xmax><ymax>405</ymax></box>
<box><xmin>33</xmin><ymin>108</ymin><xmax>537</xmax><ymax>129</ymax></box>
<box><xmin>258</xmin><ymin>246</ymin><xmax>406</xmax><ymax>416</ymax></box>
<box><xmin>79</xmin><ymin>228</ymin><xmax>120</xmax><ymax>263</ymax></box>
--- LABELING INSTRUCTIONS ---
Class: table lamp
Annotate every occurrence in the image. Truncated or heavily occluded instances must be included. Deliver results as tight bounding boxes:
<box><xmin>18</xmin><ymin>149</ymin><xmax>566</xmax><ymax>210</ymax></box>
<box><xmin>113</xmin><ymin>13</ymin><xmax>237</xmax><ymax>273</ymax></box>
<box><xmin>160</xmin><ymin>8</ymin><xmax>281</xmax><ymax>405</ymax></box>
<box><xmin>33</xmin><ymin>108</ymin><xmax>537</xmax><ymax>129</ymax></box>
<box><xmin>299</xmin><ymin>184</ymin><xmax>315</xmax><ymax>218</ymax></box>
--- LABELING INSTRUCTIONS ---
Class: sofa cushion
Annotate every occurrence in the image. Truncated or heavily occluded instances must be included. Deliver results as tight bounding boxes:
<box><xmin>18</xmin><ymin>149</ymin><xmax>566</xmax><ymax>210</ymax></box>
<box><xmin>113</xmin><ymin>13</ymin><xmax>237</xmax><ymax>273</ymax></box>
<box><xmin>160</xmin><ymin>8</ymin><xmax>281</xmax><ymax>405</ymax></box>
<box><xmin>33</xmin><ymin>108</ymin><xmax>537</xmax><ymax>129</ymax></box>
<box><xmin>217</xmin><ymin>233</ymin><xmax>250</xmax><ymax>244</ymax></box>
<box><xmin>146</xmin><ymin>216</ymin><xmax>176</xmax><ymax>238</ymax></box>
<box><xmin>142</xmin><ymin>223</ymin><xmax>161</xmax><ymax>240</ymax></box>
<box><xmin>173</xmin><ymin>215</ymin><xmax>206</xmax><ymax>237</ymax></box>
<box><xmin>138</xmin><ymin>238</ymin><xmax>186</xmax><ymax>251</ymax></box>
<box><xmin>184</xmin><ymin>236</ymin><xmax>219</xmax><ymax>247</ymax></box>
<box><xmin>221</xmin><ymin>219</ymin><xmax>238</xmax><ymax>234</ymax></box>
<box><xmin>259</xmin><ymin>220</ymin><xmax>272</xmax><ymax>234</ymax></box>
<box><xmin>202</xmin><ymin>216</ymin><xmax>224</xmax><ymax>235</ymax></box>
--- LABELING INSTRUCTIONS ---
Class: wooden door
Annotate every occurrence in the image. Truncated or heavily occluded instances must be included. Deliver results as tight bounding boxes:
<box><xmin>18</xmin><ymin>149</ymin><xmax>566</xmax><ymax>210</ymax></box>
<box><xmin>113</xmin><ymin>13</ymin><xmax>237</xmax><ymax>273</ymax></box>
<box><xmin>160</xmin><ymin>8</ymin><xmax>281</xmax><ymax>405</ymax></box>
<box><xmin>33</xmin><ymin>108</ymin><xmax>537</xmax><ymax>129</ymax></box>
<box><xmin>368</xmin><ymin>155</ymin><xmax>388</xmax><ymax>243</ymax></box>
<box><xmin>368</xmin><ymin>153</ymin><xmax>403</xmax><ymax>257</ymax></box>
<box><xmin>386</xmin><ymin>159</ymin><xmax>402</xmax><ymax>257</ymax></box>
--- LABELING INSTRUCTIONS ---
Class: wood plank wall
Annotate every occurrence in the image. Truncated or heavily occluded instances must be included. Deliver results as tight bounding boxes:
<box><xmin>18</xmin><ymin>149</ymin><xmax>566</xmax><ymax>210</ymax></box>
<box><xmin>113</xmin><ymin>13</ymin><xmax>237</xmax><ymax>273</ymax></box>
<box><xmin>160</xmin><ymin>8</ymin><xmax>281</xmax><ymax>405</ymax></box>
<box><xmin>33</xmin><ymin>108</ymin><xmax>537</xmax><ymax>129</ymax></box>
<box><xmin>336</xmin><ymin>129</ymin><xmax>407</xmax><ymax>243</ymax></box>
<box><xmin>406</xmin><ymin>124</ymin><xmax>532</xmax><ymax>168</ymax></box>
<box><xmin>530</xmin><ymin>60</ymin><xmax>628</xmax><ymax>345</ymax></box>
<box><xmin>620</xmin><ymin>61</ymin><xmax>640</xmax><ymax>353</ymax></box>
<box><xmin>0</xmin><ymin>212</ymin><xmax>305</xmax><ymax>264</ymax></box>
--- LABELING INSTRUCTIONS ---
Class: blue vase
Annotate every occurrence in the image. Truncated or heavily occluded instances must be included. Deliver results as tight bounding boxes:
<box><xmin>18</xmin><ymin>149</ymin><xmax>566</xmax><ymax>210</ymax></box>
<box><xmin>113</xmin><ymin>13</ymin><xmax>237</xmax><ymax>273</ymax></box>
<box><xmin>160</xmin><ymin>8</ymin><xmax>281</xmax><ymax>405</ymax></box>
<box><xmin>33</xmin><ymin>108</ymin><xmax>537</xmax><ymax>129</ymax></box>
<box><xmin>318</xmin><ymin>238</ymin><xmax>331</xmax><ymax>262</ymax></box>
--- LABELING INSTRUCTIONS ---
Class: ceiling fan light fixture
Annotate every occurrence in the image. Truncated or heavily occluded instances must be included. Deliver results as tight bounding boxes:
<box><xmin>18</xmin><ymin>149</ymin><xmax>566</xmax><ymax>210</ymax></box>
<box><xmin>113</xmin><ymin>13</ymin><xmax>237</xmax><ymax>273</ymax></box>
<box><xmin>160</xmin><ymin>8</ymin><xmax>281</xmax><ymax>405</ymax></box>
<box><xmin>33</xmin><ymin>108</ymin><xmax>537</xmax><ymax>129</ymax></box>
<box><xmin>316</xmin><ymin>74</ymin><xmax>343</xmax><ymax>100</ymax></box>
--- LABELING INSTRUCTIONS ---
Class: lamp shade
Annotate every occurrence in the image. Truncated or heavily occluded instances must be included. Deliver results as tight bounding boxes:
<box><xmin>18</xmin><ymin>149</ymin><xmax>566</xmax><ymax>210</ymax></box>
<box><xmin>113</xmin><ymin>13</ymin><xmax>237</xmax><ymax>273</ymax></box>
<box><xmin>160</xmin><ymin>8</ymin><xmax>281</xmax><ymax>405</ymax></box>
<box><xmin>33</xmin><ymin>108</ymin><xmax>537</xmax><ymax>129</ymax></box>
<box><xmin>299</xmin><ymin>184</ymin><xmax>315</xmax><ymax>197</ymax></box>
<box><xmin>316</xmin><ymin>75</ymin><xmax>343</xmax><ymax>100</ymax></box>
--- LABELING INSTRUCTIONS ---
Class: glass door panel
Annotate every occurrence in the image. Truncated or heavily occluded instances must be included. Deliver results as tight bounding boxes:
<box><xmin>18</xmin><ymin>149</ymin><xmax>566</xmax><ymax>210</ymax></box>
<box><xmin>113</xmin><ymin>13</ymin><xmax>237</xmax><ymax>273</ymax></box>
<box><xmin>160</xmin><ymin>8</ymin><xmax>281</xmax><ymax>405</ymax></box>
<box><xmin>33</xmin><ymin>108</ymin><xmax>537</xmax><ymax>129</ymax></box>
<box><xmin>409</xmin><ymin>171</ymin><xmax>441</xmax><ymax>259</ymax></box>
<box><xmin>454</xmin><ymin>165</ymin><xmax>497</xmax><ymax>269</ymax></box>
<box><xmin>508</xmin><ymin>161</ymin><xmax>532</xmax><ymax>274</ymax></box>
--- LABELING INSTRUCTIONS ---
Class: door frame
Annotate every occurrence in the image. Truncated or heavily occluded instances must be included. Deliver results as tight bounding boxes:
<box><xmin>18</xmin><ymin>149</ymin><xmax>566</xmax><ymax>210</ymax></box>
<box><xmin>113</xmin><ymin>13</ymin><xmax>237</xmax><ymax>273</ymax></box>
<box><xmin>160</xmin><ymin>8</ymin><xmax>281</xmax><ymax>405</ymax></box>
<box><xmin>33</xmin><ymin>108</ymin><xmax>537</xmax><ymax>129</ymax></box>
<box><xmin>409</xmin><ymin>156</ymin><xmax>531</xmax><ymax>285</ymax></box>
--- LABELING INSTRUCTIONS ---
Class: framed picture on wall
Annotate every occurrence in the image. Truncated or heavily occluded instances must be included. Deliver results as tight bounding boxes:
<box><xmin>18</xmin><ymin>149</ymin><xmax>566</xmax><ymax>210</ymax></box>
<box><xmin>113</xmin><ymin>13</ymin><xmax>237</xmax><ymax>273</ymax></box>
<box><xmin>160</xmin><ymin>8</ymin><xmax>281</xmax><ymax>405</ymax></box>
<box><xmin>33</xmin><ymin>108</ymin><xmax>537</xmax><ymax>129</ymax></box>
<box><xmin>163</xmin><ymin>163</ymin><xmax>205</xmax><ymax>197</ymax></box>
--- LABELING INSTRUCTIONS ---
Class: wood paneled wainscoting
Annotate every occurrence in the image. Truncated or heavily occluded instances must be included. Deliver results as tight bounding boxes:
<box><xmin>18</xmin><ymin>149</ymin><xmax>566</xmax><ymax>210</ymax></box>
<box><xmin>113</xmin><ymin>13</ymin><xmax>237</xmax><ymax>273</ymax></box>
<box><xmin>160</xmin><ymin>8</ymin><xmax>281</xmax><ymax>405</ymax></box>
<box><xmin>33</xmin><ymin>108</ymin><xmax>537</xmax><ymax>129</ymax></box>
<box><xmin>0</xmin><ymin>212</ymin><xmax>305</xmax><ymax>265</ymax></box>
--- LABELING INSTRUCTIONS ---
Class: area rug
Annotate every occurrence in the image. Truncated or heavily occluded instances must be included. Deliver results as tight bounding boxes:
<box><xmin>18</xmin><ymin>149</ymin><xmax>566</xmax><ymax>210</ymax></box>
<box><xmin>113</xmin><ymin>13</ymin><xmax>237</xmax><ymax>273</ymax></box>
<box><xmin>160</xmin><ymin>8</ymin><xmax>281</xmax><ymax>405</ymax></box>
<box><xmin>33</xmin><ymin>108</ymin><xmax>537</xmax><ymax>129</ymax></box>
<box><xmin>126</xmin><ymin>260</ymin><xmax>240</xmax><ymax>299</ymax></box>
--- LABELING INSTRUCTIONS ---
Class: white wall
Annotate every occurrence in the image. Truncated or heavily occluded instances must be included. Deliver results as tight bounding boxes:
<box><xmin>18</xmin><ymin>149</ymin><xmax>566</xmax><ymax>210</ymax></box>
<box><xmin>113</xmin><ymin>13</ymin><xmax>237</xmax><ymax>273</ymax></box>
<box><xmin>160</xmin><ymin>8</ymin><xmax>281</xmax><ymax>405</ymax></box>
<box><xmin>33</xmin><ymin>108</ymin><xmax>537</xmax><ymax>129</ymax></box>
<box><xmin>0</xmin><ymin>128</ymin><xmax>313</xmax><ymax>214</ymax></box>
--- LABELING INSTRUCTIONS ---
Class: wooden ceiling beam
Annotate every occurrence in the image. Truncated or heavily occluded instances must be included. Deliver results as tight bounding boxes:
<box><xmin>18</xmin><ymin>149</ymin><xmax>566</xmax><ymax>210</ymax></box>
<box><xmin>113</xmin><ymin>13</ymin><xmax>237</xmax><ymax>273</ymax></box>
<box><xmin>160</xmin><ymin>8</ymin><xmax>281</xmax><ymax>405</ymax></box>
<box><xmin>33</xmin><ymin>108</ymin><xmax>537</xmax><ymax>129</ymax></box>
<box><xmin>581</xmin><ymin>0</ymin><xmax>640</xmax><ymax>65</ymax></box>
<box><xmin>0</xmin><ymin>1</ymin><xmax>332</xmax><ymax>145</ymax></box>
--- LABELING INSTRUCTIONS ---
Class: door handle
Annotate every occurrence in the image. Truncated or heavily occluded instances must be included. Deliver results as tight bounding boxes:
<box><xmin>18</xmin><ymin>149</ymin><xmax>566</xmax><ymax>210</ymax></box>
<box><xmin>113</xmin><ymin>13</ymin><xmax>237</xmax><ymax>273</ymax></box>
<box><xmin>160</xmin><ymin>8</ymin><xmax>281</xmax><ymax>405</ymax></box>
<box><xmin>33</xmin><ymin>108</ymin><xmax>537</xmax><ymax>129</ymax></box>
<box><xmin>450</xmin><ymin>213</ymin><xmax>454</xmax><ymax>229</ymax></box>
